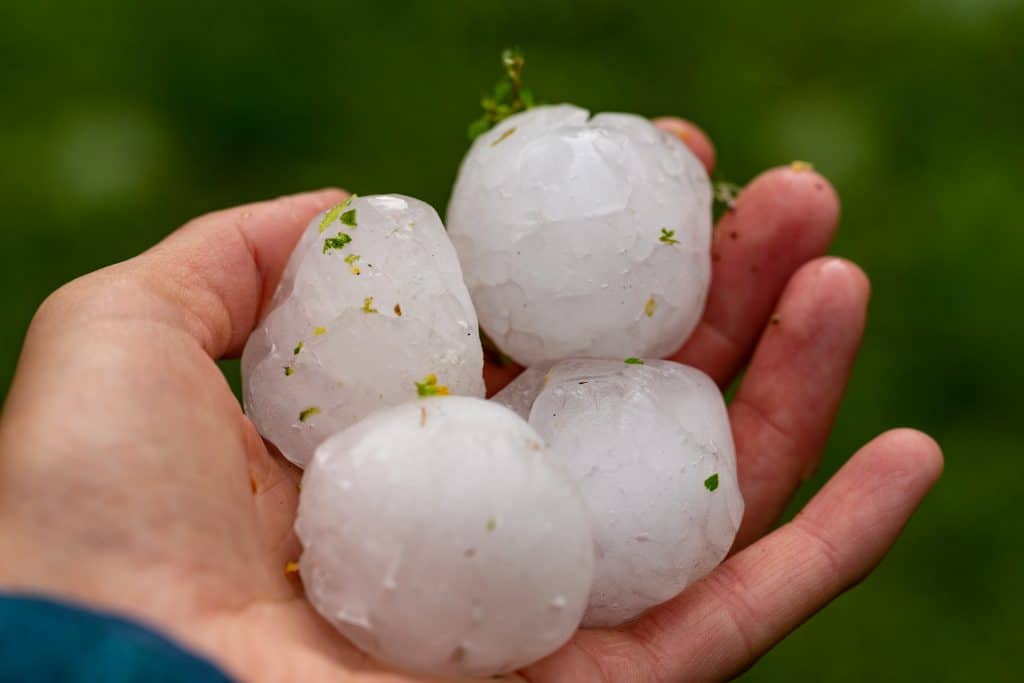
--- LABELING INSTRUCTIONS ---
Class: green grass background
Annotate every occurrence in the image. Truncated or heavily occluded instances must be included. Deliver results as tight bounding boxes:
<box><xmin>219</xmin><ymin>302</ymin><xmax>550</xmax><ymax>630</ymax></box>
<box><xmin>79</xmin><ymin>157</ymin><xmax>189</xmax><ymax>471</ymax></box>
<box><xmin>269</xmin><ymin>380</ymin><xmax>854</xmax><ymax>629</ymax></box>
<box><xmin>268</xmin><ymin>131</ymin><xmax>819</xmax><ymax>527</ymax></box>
<box><xmin>1</xmin><ymin>1</ymin><xmax>1021</xmax><ymax>679</ymax></box>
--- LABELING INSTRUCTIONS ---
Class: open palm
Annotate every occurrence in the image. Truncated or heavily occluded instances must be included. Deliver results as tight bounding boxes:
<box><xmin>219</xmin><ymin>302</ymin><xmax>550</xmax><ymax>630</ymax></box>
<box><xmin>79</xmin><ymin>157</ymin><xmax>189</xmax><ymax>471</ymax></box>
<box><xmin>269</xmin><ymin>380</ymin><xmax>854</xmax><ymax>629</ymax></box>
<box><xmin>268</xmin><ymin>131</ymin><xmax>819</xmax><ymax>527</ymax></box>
<box><xmin>0</xmin><ymin>119</ymin><xmax>941</xmax><ymax>682</ymax></box>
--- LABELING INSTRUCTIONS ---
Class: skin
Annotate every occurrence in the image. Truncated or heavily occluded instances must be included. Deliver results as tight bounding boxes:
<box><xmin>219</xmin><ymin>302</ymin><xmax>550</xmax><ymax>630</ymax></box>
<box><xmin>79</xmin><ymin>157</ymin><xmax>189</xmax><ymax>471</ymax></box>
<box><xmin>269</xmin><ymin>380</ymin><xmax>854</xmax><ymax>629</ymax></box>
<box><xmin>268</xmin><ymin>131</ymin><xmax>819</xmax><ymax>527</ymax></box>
<box><xmin>0</xmin><ymin>119</ymin><xmax>942</xmax><ymax>682</ymax></box>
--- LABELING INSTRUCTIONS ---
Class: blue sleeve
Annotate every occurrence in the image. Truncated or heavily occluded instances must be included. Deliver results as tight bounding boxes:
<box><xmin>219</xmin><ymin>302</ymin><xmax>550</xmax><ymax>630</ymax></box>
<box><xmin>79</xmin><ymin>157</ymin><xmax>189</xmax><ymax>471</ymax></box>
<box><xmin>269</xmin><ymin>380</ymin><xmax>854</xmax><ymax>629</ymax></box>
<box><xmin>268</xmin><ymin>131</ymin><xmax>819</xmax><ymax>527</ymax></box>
<box><xmin>0</xmin><ymin>593</ymin><xmax>232</xmax><ymax>682</ymax></box>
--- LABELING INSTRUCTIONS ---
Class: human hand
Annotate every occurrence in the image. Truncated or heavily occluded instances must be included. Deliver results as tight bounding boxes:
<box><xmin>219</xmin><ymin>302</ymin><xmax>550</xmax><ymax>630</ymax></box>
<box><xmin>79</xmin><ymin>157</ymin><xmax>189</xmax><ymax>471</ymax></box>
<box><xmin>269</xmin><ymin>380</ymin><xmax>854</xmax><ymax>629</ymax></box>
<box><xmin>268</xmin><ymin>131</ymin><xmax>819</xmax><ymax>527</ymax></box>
<box><xmin>0</xmin><ymin>118</ymin><xmax>942</xmax><ymax>682</ymax></box>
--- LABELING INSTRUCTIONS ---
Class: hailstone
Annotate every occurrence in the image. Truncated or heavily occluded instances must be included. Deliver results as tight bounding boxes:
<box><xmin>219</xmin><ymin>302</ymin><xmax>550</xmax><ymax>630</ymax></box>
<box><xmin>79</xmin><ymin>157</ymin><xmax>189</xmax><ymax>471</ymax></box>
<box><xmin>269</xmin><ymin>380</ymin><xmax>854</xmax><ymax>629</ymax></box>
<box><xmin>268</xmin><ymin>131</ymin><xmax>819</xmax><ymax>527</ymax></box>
<box><xmin>447</xmin><ymin>104</ymin><xmax>712</xmax><ymax>367</ymax></box>
<box><xmin>241</xmin><ymin>194</ymin><xmax>485</xmax><ymax>468</ymax></box>
<box><xmin>493</xmin><ymin>358</ymin><xmax>743</xmax><ymax>627</ymax></box>
<box><xmin>295</xmin><ymin>396</ymin><xmax>594</xmax><ymax>678</ymax></box>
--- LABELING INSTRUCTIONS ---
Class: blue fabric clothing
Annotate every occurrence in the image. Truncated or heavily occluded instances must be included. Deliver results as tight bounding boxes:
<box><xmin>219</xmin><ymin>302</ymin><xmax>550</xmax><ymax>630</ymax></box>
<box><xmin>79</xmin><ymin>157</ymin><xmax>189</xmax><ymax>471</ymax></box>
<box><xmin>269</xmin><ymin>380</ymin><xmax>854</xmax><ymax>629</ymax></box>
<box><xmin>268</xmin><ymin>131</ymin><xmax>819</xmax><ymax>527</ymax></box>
<box><xmin>0</xmin><ymin>594</ymin><xmax>231</xmax><ymax>682</ymax></box>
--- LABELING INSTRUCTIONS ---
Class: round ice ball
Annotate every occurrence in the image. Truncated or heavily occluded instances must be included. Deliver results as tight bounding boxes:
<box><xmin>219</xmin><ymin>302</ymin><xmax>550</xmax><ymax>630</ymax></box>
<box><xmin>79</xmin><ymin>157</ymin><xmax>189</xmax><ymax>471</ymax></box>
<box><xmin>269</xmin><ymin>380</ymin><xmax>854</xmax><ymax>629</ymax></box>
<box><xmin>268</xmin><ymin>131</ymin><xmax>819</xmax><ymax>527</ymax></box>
<box><xmin>447</xmin><ymin>105</ymin><xmax>712</xmax><ymax>367</ymax></box>
<box><xmin>242</xmin><ymin>194</ymin><xmax>485</xmax><ymax>468</ymax></box>
<box><xmin>295</xmin><ymin>396</ymin><xmax>594</xmax><ymax>678</ymax></box>
<box><xmin>493</xmin><ymin>358</ymin><xmax>743</xmax><ymax>627</ymax></box>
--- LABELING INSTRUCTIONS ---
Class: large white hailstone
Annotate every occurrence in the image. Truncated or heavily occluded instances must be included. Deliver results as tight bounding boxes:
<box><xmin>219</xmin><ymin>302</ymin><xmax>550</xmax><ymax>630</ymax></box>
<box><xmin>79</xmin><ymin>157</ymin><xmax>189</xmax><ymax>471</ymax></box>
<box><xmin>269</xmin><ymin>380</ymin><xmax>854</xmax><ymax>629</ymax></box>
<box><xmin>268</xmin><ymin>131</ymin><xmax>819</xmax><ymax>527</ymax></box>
<box><xmin>493</xmin><ymin>358</ymin><xmax>743</xmax><ymax>627</ymax></box>
<box><xmin>447</xmin><ymin>104</ymin><xmax>712</xmax><ymax>367</ymax></box>
<box><xmin>296</xmin><ymin>397</ymin><xmax>594</xmax><ymax>678</ymax></box>
<box><xmin>242</xmin><ymin>194</ymin><xmax>485</xmax><ymax>468</ymax></box>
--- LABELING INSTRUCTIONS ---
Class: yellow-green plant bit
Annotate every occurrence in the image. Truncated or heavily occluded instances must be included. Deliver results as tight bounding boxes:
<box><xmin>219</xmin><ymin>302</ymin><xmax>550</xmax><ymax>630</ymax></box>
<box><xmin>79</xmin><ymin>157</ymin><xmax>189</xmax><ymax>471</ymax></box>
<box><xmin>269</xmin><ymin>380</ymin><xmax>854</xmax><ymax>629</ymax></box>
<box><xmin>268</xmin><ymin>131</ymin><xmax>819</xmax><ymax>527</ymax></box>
<box><xmin>323</xmin><ymin>232</ymin><xmax>353</xmax><ymax>254</ymax></box>
<box><xmin>490</xmin><ymin>126</ymin><xmax>517</xmax><ymax>147</ymax></box>
<box><xmin>319</xmin><ymin>195</ymin><xmax>357</xmax><ymax>233</ymax></box>
<box><xmin>467</xmin><ymin>48</ymin><xmax>537</xmax><ymax>140</ymax></box>
<box><xmin>644</xmin><ymin>297</ymin><xmax>657</xmax><ymax>318</ymax></box>
<box><xmin>712</xmin><ymin>181</ymin><xmax>742</xmax><ymax>211</ymax></box>
<box><xmin>299</xmin><ymin>406</ymin><xmax>321</xmax><ymax>422</ymax></box>
<box><xmin>415</xmin><ymin>373</ymin><xmax>449</xmax><ymax>397</ymax></box>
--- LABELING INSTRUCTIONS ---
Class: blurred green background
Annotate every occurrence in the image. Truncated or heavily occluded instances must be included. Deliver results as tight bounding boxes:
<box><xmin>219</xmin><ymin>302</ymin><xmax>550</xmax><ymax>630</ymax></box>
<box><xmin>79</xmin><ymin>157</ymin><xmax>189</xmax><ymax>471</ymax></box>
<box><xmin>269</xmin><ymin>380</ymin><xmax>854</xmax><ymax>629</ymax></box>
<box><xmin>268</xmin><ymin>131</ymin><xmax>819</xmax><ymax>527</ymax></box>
<box><xmin>1</xmin><ymin>0</ymin><xmax>1021</xmax><ymax>680</ymax></box>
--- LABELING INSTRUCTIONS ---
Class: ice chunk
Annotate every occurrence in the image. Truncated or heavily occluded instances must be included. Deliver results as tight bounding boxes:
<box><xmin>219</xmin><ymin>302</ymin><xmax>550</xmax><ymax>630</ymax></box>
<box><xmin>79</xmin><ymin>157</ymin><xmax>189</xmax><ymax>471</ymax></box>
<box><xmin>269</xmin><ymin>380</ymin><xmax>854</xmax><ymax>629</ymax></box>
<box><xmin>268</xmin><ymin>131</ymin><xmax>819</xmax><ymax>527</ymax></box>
<box><xmin>296</xmin><ymin>397</ymin><xmax>593</xmax><ymax>677</ymax></box>
<box><xmin>448</xmin><ymin>105</ymin><xmax>712</xmax><ymax>366</ymax></box>
<box><xmin>493</xmin><ymin>358</ymin><xmax>743</xmax><ymax>627</ymax></box>
<box><xmin>242</xmin><ymin>195</ymin><xmax>485</xmax><ymax>467</ymax></box>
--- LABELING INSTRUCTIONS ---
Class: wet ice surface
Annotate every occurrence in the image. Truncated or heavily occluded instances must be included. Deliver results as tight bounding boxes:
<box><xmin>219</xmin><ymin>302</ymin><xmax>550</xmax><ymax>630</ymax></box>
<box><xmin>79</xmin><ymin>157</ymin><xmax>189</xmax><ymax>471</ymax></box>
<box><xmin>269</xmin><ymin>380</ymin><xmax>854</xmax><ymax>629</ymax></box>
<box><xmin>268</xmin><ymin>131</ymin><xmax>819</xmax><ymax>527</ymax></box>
<box><xmin>296</xmin><ymin>397</ymin><xmax>593</xmax><ymax>678</ymax></box>
<box><xmin>241</xmin><ymin>195</ymin><xmax>485</xmax><ymax>468</ymax></box>
<box><xmin>447</xmin><ymin>105</ymin><xmax>712</xmax><ymax>367</ymax></box>
<box><xmin>493</xmin><ymin>358</ymin><xmax>744</xmax><ymax>627</ymax></box>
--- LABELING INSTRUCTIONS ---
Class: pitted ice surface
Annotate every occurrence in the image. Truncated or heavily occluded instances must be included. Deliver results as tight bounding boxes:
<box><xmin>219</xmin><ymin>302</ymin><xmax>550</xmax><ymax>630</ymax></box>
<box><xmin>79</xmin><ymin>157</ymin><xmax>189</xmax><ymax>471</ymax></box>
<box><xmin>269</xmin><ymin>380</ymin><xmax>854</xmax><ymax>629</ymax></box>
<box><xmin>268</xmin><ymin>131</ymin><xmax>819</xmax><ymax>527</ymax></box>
<box><xmin>295</xmin><ymin>397</ymin><xmax>594</xmax><ymax>678</ymax></box>
<box><xmin>241</xmin><ymin>194</ymin><xmax>484</xmax><ymax>468</ymax></box>
<box><xmin>493</xmin><ymin>358</ymin><xmax>743</xmax><ymax>627</ymax></box>
<box><xmin>447</xmin><ymin>105</ymin><xmax>712</xmax><ymax>366</ymax></box>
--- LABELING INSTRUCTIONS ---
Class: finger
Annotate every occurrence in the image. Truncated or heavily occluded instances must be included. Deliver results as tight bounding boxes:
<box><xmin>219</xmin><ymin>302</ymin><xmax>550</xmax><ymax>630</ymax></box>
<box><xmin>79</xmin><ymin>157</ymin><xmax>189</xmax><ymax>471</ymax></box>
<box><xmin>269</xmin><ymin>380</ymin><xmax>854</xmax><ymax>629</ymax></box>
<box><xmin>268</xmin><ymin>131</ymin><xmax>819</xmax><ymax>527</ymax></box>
<box><xmin>132</xmin><ymin>188</ymin><xmax>348</xmax><ymax>358</ymax></box>
<box><xmin>653</xmin><ymin>117</ymin><xmax>717</xmax><ymax>173</ymax></box>
<box><xmin>729</xmin><ymin>257</ymin><xmax>870</xmax><ymax>548</ymax></box>
<box><xmin>484</xmin><ymin>360</ymin><xmax>525</xmax><ymax>397</ymax></box>
<box><xmin>670</xmin><ymin>165</ymin><xmax>840</xmax><ymax>387</ymax></box>
<box><xmin>620</xmin><ymin>428</ymin><xmax>943</xmax><ymax>683</ymax></box>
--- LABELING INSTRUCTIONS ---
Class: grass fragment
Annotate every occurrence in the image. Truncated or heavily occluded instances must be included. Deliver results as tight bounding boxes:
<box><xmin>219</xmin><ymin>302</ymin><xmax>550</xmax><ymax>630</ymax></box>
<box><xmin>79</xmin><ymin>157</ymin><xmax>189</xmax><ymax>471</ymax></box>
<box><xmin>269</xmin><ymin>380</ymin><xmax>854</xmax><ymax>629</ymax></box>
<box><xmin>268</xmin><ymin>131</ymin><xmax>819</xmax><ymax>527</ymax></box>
<box><xmin>318</xmin><ymin>195</ymin><xmax>356</xmax><ymax>233</ymax></box>
<box><xmin>467</xmin><ymin>48</ymin><xmax>537</xmax><ymax>140</ymax></box>
<box><xmin>415</xmin><ymin>373</ymin><xmax>449</xmax><ymax>397</ymax></box>
<box><xmin>490</xmin><ymin>126</ymin><xmax>517</xmax><ymax>147</ymax></box>
<box><xmin>323</xmin><ymin>232</ymin><xmax>352</xmax><ymax>254</ymax></box>
<box><xmin>644</xmin><ymin>297</ymin><xmax>657</xmax><ymax>318</ymax></box>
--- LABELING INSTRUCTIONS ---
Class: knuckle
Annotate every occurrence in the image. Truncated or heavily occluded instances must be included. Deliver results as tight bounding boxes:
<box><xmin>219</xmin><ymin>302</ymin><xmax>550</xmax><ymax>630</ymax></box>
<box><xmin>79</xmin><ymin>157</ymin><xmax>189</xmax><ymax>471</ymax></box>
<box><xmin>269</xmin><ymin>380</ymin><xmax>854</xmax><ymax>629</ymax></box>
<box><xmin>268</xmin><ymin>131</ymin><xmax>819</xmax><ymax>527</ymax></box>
<box><xmin>31</xmin><ymin>266</ymin><xmax>148</xmax><ymax>331</ymax></box>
